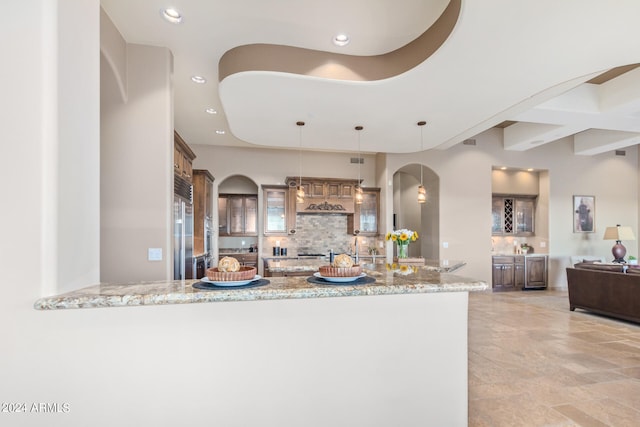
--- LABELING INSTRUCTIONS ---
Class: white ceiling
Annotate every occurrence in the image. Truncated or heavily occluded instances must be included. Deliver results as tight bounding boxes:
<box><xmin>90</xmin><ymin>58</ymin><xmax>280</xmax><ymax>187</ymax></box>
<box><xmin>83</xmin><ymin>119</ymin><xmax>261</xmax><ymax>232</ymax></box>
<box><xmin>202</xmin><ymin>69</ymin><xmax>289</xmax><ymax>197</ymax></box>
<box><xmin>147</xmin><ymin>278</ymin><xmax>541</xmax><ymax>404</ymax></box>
<box><xmin>100</xmin><ymin>0</ymin><xmax>640</xmax><ymax>155</ymax></box>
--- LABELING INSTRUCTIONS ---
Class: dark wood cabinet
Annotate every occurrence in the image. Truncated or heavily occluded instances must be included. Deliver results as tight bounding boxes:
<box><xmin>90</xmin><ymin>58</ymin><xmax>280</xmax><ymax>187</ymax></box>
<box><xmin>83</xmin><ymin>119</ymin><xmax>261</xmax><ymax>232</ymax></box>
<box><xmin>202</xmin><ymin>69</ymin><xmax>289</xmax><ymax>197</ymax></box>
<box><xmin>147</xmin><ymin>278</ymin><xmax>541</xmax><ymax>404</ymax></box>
<box><xmin>492</xmin><ymin>256</ymin><xmax>520</xmax><ymax>291</ymax></box>
<box><xmin>492</xmin><ymin>255</ymin><xmax>547</xmax><ymax>291</ymax></box>
<box><xmin>195</xmin><ymin>255</ymin><xmax>206</xmax><ymax>279</ymax></box>
<box><xmin>219</xmin><ymin>253</ymin><xmax>257</xmax><ymax>267</ymax></box>
<box><xmin>174</xmin><ymin>131</ymin><xmax>195</xmax><ymax>181</ymax></box>
<box><xmin>524</xmin><ymin>256</ymin><xmax>547</xmax><ymax>289</ymax></box>
<box><xmin>193</xmin><ymin>169</ymin><xmax>214</xmax><ymax>257</ymax></box>
<box><xmin>492</xmin><ymin>196</ymin><xmax>536</xmax><ymax>236</ymax></box>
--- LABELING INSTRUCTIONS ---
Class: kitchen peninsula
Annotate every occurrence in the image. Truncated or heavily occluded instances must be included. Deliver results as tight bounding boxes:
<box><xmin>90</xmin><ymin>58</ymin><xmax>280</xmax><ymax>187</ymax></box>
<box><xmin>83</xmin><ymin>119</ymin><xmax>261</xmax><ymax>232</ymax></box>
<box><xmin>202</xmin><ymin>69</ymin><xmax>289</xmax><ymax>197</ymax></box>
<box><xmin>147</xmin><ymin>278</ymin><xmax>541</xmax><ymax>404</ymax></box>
<box><xmin>35</xmin><ymin>264</ymin><xmax>486</xmax><ymax>426</ymax></box>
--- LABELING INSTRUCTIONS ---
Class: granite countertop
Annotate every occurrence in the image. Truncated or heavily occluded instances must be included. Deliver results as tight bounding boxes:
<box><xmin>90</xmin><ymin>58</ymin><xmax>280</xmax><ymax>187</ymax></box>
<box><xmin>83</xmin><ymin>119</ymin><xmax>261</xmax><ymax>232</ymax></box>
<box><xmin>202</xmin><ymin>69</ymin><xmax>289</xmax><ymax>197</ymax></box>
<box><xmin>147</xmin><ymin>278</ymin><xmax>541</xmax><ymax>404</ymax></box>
<box><xmin>34</xmin><ymin>264</ymin><xmax>487</xmax><ymax>310</ymax></box>
<box><xmin>266</xmin><ymin>258</ymin><xmax>466</xmax><ymax>273</ymax></box>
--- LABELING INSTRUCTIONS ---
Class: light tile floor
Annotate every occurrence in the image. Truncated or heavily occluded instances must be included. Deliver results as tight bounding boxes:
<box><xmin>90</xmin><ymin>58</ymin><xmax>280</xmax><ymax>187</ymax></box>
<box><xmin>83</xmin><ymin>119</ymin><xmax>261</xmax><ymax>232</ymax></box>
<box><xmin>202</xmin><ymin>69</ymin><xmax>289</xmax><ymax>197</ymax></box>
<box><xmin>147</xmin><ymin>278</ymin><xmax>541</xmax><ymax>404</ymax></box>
<box><xmin>468</xmin><ymin>290</ymin><xmax>640</xmax><ymax>426</ymax></box>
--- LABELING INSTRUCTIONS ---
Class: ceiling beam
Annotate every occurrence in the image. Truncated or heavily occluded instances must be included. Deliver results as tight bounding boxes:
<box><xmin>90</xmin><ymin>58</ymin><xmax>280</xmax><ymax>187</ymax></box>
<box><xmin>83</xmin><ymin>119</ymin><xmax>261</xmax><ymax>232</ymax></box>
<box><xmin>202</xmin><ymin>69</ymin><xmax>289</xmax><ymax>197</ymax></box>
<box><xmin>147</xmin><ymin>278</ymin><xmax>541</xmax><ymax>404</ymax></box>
<box><xmin>574</xmin><ymin>129</ymin><xmax>640</xmax><ymax>155</ymax></box>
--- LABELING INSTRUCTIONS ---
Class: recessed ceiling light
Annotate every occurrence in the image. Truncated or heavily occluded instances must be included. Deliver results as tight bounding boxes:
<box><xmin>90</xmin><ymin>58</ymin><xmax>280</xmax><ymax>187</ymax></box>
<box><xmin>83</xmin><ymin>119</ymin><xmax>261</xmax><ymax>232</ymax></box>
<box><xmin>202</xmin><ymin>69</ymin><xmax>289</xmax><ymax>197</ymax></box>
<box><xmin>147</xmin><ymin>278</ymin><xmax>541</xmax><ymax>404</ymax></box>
<box><xmin>500</xmin><ymin>166</ymin><xmax>507</xmax><ymax>170</ymax></box>
<box><xmin>161</xmin><ymin>8</ymin><xmax>182</xmax><ymax>24</ymax></box>
<box><xmin>215</xmin><ymin>130</ymin><xmax>225</xmax><ymax>135</ymax></box>
<box><xmin>205</xmin><ymin>108</ymin><xmax>217</xmax><ymax>115</ymax></box>
<box><xmin>333</xmin><ymin>34</ymin><xmax>350</xmax><ymax>47</ymax></box>
<box><xmin>526</xmin><ymin>168</ymin><xmax>534</xmax><ymax>172</ymax></box>
<box><xmin>191</xmin><ymin>75</ymin><xmax>206</xmax><ymax>84</ymax></box>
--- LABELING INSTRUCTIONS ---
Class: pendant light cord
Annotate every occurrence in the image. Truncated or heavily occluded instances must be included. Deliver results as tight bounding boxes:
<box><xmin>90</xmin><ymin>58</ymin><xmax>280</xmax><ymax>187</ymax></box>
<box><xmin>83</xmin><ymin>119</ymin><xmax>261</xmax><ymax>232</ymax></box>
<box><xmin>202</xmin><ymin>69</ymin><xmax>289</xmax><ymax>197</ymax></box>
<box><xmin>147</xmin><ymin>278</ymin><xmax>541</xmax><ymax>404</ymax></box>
<box><xmin>418</xmin><ymin>121</ymin><xmax>426</xmax><ymax>184</ymax></box>
<box><xmin>297</xmin><ymin>121</ymin><xmax>305</xmax><ymax>187</ymax></box>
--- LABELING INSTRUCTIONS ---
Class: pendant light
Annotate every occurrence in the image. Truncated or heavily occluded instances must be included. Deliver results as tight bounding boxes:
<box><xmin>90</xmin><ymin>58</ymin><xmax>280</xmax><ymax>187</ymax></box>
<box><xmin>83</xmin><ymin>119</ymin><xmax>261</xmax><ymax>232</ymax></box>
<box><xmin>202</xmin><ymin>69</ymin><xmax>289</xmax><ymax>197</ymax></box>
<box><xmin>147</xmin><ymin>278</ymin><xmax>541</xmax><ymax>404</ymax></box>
<box><xmin>417</xmin><ymin>121</ymin><xmax>427</xmax><ymax>204</ymax></box>
<box><xmin>354</xmin><ymin>125</ymin><xmax>364</xmax><ymax>204</ymax></box>
<box><xmin>296</xmin><ymin>121</ymin><xmax>305</xmax><ymax>203</ymax></box>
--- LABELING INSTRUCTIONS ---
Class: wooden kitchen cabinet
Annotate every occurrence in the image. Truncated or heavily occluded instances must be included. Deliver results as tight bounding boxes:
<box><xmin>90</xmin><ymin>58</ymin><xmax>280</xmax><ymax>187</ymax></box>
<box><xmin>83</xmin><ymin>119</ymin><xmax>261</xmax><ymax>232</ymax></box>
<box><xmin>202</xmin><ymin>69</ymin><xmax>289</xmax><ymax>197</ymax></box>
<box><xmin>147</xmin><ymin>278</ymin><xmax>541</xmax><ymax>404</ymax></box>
<box><xmin>347</xmin><ymin>188</ymin><xmax>380</xmax><ymax>236</ymax></box>
<box><xmin>524</xmin><ymin>256</ymin><xmax>547</xmax><ymax>289</ymax></box>
<box><xmin>492</xmin><ymin>255</ymin><xmax>547</xmax><ymax>291</ymax></box>
<box><xmin>492</xmin><ymin>256</ymin><xmax>521</xmax><ymax>291</ymax></box>
<box><xmin>327</xmin><ymin>182</ymin><xmax>354</xmax><ymax>198</ymax></box>
<box><xmin>174</xmin><ymin>131</ymin><xmax>196</xmax><ymax>181</ymax></box>
<box><xmin>286</xmin><ymin>177</ymin><xmax>360</xmax><ymax>200</ymax></box>
<box><xmin>219</xmin><ymin>253</ymin><xmax>257</xmax><ymax>267</ymax></box>
<box><xmin>263</xmin><ymin>185</ymin><xmax>297</xmax><ymax>235</ymax></box>
<box><xmin>492</xmin><ymin>195</ymin><xmax>536</xmax><ymax>236</ymax></box>
<box><xmin>218</xmin><ymin>194</ymin><xmax>258</xmax><ymax>236</ymax></box>
<box><xmin>193</xmin><ymin>169</ymin><xmax>214</xmax><ymax>256</ymax></box>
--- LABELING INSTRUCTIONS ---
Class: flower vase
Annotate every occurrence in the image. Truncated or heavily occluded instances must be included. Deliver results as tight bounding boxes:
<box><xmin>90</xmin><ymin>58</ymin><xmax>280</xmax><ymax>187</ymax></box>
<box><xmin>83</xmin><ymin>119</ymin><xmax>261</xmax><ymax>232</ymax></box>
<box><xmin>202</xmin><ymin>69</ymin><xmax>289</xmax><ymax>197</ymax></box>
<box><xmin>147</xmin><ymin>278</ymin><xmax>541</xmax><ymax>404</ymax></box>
<box><xmin>397</xmin><ymin>244</ymin><xmax>409</xmax><ymax>259</ymax></box>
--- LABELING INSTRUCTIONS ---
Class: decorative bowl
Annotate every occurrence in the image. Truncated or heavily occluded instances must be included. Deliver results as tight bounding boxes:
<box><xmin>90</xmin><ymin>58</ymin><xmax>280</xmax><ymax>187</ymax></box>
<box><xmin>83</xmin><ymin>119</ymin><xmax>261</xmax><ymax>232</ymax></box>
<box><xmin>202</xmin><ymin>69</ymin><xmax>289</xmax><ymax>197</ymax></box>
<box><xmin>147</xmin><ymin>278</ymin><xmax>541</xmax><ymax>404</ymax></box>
<box><xmin>318</xmin><ymin>265</ymin><xmax>362</xmax><ymax>277</ymax></box>
<box><xmin>206</xmin><ymin>266</ymin><xmax>256</xmax><ymax>282</ymax></box>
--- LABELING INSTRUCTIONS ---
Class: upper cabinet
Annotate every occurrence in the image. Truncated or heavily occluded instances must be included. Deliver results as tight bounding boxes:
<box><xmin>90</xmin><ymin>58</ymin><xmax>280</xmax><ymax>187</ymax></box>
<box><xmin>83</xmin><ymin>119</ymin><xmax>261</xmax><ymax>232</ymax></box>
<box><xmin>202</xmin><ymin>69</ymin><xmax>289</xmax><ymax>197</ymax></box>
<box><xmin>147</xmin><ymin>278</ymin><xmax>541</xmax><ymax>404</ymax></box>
<box><xmin>263</xmin><ymin>185</ymin><xmax>297</xmax><ymax>236</ymax></box>
<box><xmin>492</xmin><ymin>195</ymin><xmax>536</xmax><ymax>236</ymax></box>
<box><xmin>347</xmin><ymin>188</ymin><xmax>380</xmax><ymax>236</ymax></box>
<box><xmin>285</xmin><ymin>176</ymin><xmax>359</xmax><ymax>214</ymax></box>
<box><xmin>218</xmin><ymin>194</ymin><xmax>258</xmax><ymax>236</ymax></box>
<box><xmin>174</xmin><ymin>131</ymin><xmax>196</xmax><ymax>181</ymax></box>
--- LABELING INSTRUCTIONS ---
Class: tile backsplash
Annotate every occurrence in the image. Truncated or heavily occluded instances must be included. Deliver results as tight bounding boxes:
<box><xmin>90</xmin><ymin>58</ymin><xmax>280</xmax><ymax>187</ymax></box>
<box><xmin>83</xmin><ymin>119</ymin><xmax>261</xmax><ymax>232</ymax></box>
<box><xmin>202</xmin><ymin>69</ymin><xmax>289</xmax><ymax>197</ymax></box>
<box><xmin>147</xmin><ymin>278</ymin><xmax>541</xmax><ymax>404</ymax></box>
<box><xmin>262</xmin><ymin>214</ymin><xmax>379</xmax><ymax>257</ymax></box>
<box><xmin>492</xmin><ymin>236</ymin><xmax>547</xmax><ymax>255</ymax></box>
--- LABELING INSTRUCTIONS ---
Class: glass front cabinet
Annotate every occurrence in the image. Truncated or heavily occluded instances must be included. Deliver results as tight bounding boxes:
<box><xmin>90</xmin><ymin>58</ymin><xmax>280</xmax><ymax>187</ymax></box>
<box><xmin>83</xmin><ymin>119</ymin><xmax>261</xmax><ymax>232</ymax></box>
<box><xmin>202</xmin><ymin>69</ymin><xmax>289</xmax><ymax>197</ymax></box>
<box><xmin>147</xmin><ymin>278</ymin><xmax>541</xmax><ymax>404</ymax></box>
<box><xmin>218</xmin><ymin>194</ymin><xmax>258</xmax><ymax>236</ymax></box>
<box><xmin>347</xmin><ymin>188</ymin><xmax>380</xmax><ymax>236</ymax></box>
<box><xmin>492</xmin><ymin>195</ymin><xmax>536</xmax><ymax>236</ymax></box>
<box><xmin>263</xmin><ymin>185</ymin><xmax>297</xmax><ymax>235</ymax></box>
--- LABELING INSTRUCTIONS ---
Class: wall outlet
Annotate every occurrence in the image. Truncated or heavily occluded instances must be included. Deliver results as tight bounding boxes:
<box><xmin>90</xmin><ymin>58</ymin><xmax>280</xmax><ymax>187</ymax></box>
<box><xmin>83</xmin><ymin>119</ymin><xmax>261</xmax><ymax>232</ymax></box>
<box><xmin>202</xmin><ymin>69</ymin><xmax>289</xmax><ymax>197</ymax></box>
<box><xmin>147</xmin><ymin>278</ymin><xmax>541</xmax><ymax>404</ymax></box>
<box><xmin>148</xmin><ymin>248</ymin><xmax>162</xmax><ymax>261</ymax></box>
<box><xmin>540</xmin><ymin>241</ymin><xmax>546</xmax><ymax>248</ymax></box>
<box><xmin>442</xmin><ymin>242</ymin><xmax>449</xmax><ymax>248</ymax></box>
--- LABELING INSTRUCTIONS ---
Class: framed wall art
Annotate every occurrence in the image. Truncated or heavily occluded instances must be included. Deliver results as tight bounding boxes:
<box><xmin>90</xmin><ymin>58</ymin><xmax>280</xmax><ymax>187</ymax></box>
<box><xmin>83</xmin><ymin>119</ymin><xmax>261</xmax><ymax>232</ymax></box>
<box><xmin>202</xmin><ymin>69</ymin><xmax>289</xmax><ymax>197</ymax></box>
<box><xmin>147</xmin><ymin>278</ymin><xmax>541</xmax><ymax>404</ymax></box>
<box><xmin>573</xmin><ymin>195</ymin><xmax>595</xmax><ymax>233</ymax></box>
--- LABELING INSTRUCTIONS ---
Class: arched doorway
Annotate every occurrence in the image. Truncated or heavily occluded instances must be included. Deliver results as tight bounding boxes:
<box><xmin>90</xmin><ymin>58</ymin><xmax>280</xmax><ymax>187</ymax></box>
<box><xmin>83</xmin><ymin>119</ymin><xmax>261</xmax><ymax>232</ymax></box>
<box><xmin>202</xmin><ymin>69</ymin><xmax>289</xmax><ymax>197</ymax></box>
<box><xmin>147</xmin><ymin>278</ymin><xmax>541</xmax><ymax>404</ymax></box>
<box><xmin>393</xmin><ymin>164</ymin><xmax>439</xmax><ymax>260</ymax></box>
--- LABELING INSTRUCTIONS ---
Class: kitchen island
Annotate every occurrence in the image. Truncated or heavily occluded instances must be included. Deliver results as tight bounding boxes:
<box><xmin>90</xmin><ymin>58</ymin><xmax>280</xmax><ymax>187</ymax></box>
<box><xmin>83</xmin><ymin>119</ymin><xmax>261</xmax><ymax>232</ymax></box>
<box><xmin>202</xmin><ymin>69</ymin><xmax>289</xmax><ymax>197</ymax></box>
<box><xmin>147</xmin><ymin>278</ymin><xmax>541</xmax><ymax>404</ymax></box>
<box><xmin>34</xmin><ymin>264</ymin><xmax>487</xmax><ymax>427</ymax></box>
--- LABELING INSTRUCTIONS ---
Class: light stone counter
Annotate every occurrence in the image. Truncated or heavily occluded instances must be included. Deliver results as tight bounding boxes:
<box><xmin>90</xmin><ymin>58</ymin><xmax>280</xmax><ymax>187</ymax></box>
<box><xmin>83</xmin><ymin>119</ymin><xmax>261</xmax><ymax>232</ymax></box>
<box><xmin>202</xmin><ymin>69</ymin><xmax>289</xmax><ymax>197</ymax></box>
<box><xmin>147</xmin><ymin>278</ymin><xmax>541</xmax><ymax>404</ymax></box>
<box><xmin>34</xmin><ymin>263</ymin><xmax>486</xmax><ymax>310</ymax></box>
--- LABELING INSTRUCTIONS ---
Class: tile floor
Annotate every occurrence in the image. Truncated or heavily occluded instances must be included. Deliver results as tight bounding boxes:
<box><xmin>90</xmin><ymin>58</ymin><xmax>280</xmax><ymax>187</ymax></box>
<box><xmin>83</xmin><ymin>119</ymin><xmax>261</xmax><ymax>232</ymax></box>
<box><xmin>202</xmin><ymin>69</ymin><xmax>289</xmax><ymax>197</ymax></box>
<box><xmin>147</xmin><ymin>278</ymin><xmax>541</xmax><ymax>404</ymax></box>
<box><xmin>468</xmin><ymin>289</ymin><xmax>640</xmax><ymax>426</ymax></box>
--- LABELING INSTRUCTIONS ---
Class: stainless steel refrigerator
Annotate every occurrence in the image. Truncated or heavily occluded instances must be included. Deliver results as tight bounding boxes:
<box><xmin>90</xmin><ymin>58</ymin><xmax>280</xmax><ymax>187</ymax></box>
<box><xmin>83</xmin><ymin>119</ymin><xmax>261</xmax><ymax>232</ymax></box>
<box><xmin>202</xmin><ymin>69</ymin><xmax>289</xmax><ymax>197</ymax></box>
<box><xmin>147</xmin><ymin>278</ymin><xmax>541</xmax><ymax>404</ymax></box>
<box><xmin>174</xmin><ymin>175</ymin><xmax>194</xmax><ymax>280</ymax></box>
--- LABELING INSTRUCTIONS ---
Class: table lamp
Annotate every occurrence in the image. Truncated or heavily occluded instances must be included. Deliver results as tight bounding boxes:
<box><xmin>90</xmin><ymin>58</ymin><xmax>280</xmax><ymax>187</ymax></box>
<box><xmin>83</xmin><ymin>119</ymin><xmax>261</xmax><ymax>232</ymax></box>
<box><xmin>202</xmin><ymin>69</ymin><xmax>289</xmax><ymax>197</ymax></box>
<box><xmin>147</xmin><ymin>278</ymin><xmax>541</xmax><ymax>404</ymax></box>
<box><xmin>603</xmin><ymin>225</ymin><xmax>635</xmax><ymax>263</ymax></box>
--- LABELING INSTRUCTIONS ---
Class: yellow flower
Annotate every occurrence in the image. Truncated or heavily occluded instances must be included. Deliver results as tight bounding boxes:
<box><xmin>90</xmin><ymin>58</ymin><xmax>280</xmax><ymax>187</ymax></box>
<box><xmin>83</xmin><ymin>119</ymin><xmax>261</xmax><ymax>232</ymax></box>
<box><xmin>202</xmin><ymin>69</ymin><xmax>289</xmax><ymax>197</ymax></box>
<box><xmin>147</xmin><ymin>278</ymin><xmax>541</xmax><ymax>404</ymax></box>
<box><xmin>399</xmin><ymin>232</ymin><xmax>409</xmax><ymax>242</ymax></box>
<box><xmin>391</xmin><ymin>234</ymin><xmax>398</xmax><ymax>242</ymax></box>
<box><xmin>385</xmin><ymin>232</ymin><xmax>391</xmax><ymax>241</ymax></box>
<box><xmin>411</xmin><ymin>232</ymin><xmax>418</xmax><ymax>241</ymax></box>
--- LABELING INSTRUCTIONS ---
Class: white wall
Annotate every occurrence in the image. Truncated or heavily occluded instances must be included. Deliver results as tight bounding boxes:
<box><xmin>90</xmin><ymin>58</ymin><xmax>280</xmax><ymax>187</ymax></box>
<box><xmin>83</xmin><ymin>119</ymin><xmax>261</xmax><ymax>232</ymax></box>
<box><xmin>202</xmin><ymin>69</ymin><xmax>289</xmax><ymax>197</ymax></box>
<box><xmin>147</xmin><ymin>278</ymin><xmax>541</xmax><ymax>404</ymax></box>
<box><xmin>101</xmin><ymin>39</ymin><xmax>174</xmax><ymax>283</ymax></box>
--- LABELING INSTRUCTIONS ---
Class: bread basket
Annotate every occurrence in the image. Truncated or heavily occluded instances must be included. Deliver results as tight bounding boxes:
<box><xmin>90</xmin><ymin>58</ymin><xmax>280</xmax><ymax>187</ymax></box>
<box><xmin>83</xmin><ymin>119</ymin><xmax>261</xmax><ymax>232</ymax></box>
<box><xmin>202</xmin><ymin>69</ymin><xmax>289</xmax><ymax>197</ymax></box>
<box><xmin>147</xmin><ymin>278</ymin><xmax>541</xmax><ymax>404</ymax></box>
<box><xmin>206</xmin><ymin>266</ymin><xmax>256</xmax><ymax>281</ymax></box>
<box><xmin>318</xmin><ymin>265</ymin><xmax>362</xmax><ymax>277</ymax></box>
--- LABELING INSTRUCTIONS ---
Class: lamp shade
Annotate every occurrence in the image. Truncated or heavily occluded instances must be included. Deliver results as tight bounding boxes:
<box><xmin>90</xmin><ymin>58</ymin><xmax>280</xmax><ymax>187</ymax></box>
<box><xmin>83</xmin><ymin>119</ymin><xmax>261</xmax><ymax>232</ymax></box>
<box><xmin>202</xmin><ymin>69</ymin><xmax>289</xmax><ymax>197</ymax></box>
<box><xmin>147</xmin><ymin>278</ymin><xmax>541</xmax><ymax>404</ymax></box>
<box><xmin>603</xmin><ymin>225</ymin><xmax>635</xmax><ymax>241</ymax></box>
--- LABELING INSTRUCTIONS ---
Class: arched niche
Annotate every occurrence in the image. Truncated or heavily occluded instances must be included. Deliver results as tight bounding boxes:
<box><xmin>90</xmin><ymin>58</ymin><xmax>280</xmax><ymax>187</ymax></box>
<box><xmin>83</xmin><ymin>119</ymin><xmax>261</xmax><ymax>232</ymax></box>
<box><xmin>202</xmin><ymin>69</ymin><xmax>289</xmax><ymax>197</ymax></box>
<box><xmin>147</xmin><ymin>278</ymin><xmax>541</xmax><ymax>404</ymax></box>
<box><xmin>217</xmin><ymin>175</ymin><xmax>259</xmax><ymax>255</ymax></box>
<box><xmin>218</xmin><ymin>174</ymin><xmax>258</xmax><ymax>194</ymax></box>
<box><xmin>392</xmin><ymin>164</ymin><xmax>440</xmax><ymax>260</ymax></box>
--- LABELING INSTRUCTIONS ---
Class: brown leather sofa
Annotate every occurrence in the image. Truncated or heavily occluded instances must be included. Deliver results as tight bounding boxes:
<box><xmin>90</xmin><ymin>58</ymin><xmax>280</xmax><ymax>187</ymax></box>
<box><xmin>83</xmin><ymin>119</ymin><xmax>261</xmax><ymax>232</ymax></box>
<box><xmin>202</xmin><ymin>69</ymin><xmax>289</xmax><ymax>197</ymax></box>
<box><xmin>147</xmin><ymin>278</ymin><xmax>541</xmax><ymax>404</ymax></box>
<box><xmin>566</xmin><ymin>262</ymin><xmax>640</xmax><ymax>324</ymax></box>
